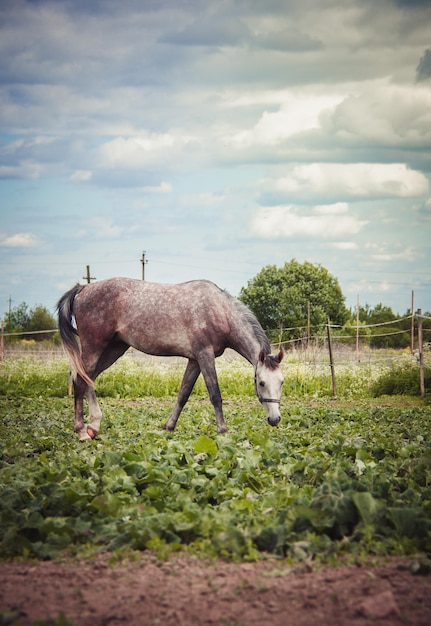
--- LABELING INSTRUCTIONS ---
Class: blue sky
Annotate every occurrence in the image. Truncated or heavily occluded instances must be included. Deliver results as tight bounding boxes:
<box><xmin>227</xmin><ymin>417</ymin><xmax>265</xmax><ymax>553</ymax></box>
<box><xmin>1</xmin><ymin>0</ymin><xmax>431</xmax><ymax>322</ymax></box>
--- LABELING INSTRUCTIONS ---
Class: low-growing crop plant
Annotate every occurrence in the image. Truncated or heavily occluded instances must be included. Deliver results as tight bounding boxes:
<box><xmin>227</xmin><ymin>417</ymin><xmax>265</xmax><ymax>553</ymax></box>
<box><xmin>1</xmin><ymin>354</ymin><xmax>430</xmax><ymax>563</ymax></box>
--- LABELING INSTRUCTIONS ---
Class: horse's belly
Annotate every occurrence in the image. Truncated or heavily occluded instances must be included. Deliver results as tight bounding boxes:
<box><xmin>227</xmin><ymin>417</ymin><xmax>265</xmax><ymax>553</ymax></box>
<box><xmin>120</xmin><ymin>325</ymin><xmax>195</xmax><ymax>359</ymax></box>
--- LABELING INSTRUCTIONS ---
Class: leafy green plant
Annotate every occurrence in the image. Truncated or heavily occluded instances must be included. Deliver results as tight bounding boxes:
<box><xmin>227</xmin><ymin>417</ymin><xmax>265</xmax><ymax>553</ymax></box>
<box><xmin>372</xmin><ymin>361</ymin><xmax>431</xmax><ymax>396</ymax></box>
<box><xmin>1</xmin><ymin>388</ymin><xmax>430</xmax><ymax>562</ymax></box>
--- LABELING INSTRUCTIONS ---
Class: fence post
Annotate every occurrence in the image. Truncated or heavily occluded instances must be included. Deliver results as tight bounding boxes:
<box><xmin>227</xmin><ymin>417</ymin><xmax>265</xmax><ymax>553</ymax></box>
<box><xmin>326</xmin><ymin>317</ymin><xmax>337</xmax><ymax>399</ymax></box>
<box><xmin>0</xmin><ymin>320</ymin><xmax>4</xmax><ymax>361</ymax></box>
<box><xmin>417</xmin><ymin>309</ymin><xmax>425</xmax><ymax>397</ymax></box>
<box><xmin>356</xmin><ymin>294</ymin><xmax>360</xmax><ymax>363</ymax></box>
<box><xmin>411</xmin><ymin>290</ymin><xmax>415</xmax><ymax>355</ymax></box>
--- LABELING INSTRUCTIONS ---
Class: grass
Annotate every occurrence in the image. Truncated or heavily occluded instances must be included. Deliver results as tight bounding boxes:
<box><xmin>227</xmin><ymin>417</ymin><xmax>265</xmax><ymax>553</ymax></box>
<box><xmin>1</xmin><ymin>348</ymin><xmax>428</xmax><ymax>399</ymax></box>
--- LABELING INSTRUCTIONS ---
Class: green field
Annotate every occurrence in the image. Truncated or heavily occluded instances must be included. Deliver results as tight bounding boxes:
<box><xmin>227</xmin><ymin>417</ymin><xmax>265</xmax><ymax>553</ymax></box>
<box><xmin>0</xmin><ymin>354</ymin><xmax>430</xmax><ymax>563</ymax></box>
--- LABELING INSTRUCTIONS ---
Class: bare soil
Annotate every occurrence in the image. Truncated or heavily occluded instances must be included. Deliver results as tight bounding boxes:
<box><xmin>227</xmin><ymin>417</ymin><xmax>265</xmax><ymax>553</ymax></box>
<box><xmin>1</xmin><ymin>554</ymin><xmax>431</xmax><ymax>625</ymax></box>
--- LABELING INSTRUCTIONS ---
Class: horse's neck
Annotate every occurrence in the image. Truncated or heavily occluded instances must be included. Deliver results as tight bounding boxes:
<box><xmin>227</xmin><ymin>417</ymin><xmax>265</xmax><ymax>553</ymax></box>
<box><xmin>229</xmin><ymin>324</ymin><xmax>263</xmax><ymax>365</ymax></box>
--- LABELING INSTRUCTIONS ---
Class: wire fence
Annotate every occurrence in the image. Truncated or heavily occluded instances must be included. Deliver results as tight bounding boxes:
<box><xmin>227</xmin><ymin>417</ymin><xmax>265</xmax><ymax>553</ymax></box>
<box><xmin>1</xmin><ymin>313</ymin><xmax>429</xmax><ymax>397</ymax></box>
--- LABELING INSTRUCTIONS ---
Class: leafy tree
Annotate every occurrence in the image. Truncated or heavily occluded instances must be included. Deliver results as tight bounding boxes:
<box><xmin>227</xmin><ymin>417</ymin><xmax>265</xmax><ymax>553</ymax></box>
<box><xmin>357</xmin><ymin>303</ymin><xmax>410</xmax><ymax>349</ymax></box>
<box><xmin>358</xmin><ymin>303</ymin><xmax>396</xmax><ymax>325</ymax></box>
<box><xmin>239</xmin><ymin>260</ymin><xmax>349</xmax><ymax>341</ymax></box>
<box><xmin>6</xmin><ymin>302</ymin><xmax>31</xmax><ymax>331</ymax></box>
<box><xmin>4</xmin><ymin>302</ymin><xmax>57</xmax><ymax>342</ymax></box>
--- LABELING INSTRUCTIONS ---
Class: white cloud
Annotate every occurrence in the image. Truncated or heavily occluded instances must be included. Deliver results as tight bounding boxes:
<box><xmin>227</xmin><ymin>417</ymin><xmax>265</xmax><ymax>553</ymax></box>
<box><xmin>323</xmin><ymin>83</ymin><xmax>431</xmax><ymax>147</ymax></box>
<box><xmin>331</xmin><ymin>242</ymin><xmax>358</xmax><ymax>251</ymax></box>
<box><xmin>0</xmin><ymin>233</ymin><xmax>39</xmax><ymax>247</ymax></box>
<box><xmin>226</xmin><ymin>93</ymin><xmax>344</xmax><ymax>148</ymax></box>
<box><xmin>250</xmin><ymin>203</ymin><xmax>367</xmax><ymax>239</ymax></box>
<box><xmin>75</xmin><ymin>218</ymin><xmax>139</xmax><ymax>240</ymax></box>
<box><xmin>98</xmin><ymin>133</ymin><xmax>195</xmax><ymax>170</ymax></box>
<box><xmin>142</xmin><ymin>182</ymin><xmax>173</xmax><ymax>194</ymax></box>
<box><xmin>268</xmin><ymin>163</ymin><xmax>429</xmax><ymax>200</ymax></box>
<box><xmin>70</xmin><ymin>170</ymin><xmax>93</xmax><ymax>183</ymax></box>
<box><xmin>70</xmin><ymin>170</ymin><xmax>93</xmax><ymax>182</ymax></box>
<box><xmin>347</xmin><ymin>279</ymin><xmax>392</xmax><ymax>295</ymax></box>
<box><xmin>0</xmin><ymin>161</ymin><xmax>43</xmax><ymax>180</ymax></box>
<box><xmin>365</xmin><ymin>243</ymin><xmax>418</xmax><ymax>263</ymax></box>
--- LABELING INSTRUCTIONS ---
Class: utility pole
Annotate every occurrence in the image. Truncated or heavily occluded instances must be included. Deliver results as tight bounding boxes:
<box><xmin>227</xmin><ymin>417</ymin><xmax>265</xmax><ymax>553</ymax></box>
<box><xmin>141</xmin><ymin>251</ymin><xmax>148</xmax><ymax>281</ymax></box>
<box><xmin>83</xmin><ymin>265</ymin><xmax>96</xmax><ymax>284</ymax></box>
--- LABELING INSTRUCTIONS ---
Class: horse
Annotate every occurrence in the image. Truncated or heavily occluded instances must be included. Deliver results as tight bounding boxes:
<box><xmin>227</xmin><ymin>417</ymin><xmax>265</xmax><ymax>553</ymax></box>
<box><xmin>57</xmin><ymin>277</ymin><xmax>284</xmax><ymax>440</ymax></box>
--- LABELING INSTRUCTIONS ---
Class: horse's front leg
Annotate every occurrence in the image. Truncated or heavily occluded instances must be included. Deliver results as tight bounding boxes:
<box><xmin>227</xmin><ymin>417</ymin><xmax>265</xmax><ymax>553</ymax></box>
<box><xmin>164</xmin><ymin>359</ymin><xmax>201</xmax><ymax>431</ymax></box>
<box><xmin>198</xmin><ymin>352</ymin><xmax>228</xmax><ymax>434</ymax></box>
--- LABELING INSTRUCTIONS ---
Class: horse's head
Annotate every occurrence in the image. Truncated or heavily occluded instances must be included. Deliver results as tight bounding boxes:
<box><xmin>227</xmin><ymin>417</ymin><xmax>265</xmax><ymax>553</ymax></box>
<box><xmin>255</xmin><ymin>348</ymin><xmax>284</xmax><ymax>426</ymax></box>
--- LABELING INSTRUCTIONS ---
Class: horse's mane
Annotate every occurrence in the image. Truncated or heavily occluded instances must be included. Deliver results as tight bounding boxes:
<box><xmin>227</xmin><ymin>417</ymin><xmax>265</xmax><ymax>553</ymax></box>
<box><xmin>223</xmin><ymin>290</ymin><xmax>271</xmax><ymax>354</ymax></box>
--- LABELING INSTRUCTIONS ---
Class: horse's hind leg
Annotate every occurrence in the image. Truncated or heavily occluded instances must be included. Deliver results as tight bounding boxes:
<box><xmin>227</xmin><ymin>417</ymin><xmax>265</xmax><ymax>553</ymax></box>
<box><xmin>164</xmin><ymin>359</ymin><xmax>201</xmax><ymax>431</ymax></box>
<box><xmin>75</xmin><ymin>338</ymin><xmax>129</xmax><ymax>440</ymax></box>
<box><xmin>85</xmin><ymin>387</ymin><xmax>102</xmax><ymax>439</ymax></box>
<box><xmin>73</xmin><ymin>375</ymin><xmax>90</xmax><ymax>440</ymax></box>
<box><xmin>72</xmin><ymin>369</ymin><xmax>101</xmax><ymax>441</ymax></box>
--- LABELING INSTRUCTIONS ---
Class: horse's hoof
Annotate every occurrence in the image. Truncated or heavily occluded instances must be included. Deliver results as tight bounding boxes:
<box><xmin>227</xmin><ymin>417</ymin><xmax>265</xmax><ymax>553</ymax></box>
<box><xmin>79</xmin><ymin>430</ymin><xmax>92</xmax><ymax>441</ymax></box>
<box><xmin>87</xmin><ymin>426</ymin><xmax>97</xmax><ymax>439</ymax></box>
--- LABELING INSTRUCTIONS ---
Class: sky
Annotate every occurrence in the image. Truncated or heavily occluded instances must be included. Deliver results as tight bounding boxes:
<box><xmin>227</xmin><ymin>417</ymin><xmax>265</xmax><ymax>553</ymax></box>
<box><xmin>1</xmin><ymin>0</ymin><xmax>431</xmax><ymax>326</ymax></box>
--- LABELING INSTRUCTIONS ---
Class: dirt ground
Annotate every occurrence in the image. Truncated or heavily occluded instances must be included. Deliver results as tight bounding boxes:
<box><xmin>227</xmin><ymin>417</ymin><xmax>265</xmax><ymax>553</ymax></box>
<box><xmin>1</xmin><ymin>554</ymin><xmax>431</xmax><ymax>626</ymax></box>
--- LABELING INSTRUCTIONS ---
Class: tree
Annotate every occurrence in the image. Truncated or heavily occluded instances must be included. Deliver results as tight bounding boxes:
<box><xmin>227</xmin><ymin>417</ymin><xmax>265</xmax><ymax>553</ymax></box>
<box><xmin>4</xmin><ymin>302</ymin><xmax>57</xmax><ymax>342</ymax></box>
<box><xmin>357</xmin><ymin>303</ymin><xmax>410</xmax><ymax>349</ymax></box>
<box><xmin>358</xmin><ymin>303</ymin><xmax>396</xmax><ymax>325</ymax></box>
<box><xmin>239</xmin><ymin>260</ymin><xmax>349</xmax><ymax>341</ymax></box>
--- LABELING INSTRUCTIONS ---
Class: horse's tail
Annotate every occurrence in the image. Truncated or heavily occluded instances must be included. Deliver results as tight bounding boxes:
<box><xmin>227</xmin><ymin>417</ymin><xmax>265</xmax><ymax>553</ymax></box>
<box><xmin>57</xmin><ymin>284</ymin><xmax>94</xmax><ymax>388</ymax></box>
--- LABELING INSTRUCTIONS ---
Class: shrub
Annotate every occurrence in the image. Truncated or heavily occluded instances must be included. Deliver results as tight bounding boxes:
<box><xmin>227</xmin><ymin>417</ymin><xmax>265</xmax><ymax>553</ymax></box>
<box><xmin>372</xmin><ymin>362</ymin><xmax>431</xmax><ymax>396</ymax></box>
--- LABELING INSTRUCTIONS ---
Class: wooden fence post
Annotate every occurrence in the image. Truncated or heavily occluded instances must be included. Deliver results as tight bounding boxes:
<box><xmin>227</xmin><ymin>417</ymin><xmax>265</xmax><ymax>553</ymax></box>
<box><xmin>417</xmin><ymin>309</ymin><xmax>425</xmax><ymax>398</ymax></box>
<box><xmin>326</xmin><ymin>317</ymin><xmax>337</xmax><ymax>399</ymax></box>
<box><xmin>356</xmin><ymin>294</ymin><xmax>360</xmax><ymax>363</ymax></box>
<box><xmin>0</xmin><ymin>320</ymin><xmax>4</xmax><ymax>362</ymax></box>
<box><xmin>411</xmin><ymin>290</ymin><xmax>415</xmax><ymax>355</ymax></box>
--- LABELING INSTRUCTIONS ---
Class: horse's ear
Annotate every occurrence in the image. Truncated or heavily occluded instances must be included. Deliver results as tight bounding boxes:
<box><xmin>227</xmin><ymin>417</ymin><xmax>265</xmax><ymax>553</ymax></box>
<box><xmin>276</xmin><ymin>349</ymin><xmax>284</xmax><ymax>363</ymax></box>
<box><xmin>258</xmin><ymin>349</ymin><xmax>266</xmax><ymax>364</ymax></box>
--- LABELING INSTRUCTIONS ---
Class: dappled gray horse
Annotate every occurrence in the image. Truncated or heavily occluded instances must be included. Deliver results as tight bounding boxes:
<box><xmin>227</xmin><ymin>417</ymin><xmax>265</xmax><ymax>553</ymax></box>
<box><xmin>57</xmin><ymin>278</ymin><xmax>284</xmax><ymax>440</ymax></box>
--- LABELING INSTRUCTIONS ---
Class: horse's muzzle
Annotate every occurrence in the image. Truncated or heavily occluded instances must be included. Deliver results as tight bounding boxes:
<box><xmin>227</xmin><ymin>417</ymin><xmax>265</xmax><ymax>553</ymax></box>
<box><xmin>267</xmin><ymin>415</ymin><xmax>281</xmax><ymax>427</ymax></box>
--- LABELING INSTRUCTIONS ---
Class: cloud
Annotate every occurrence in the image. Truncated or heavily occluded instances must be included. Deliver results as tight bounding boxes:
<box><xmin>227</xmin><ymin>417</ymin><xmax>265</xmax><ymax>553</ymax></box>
<box><xmin>252</xmin><ymin>27</ymin><xmax>322</xmax><ymax>52</ymax></box>
<box><xmin>0</xmin><ymin>232</ymin><xmax>39</xmax><ymax>247</ymax></box>
<box><xmin>250</xmin><ymin>203</ymin><xmax>367</xmax><ymax>239</ymax></box>
<box><xmin>261</xmin><ymin>163</ymin><xmax>429</xmax><ymax>202</ymax></box>
<box><xmin>98</xmin><ymin>133</ymin><xmax>195</xmax><ymax>170</ymax></box>
<box><xmin>162</xmin><ymin>14</ymin><xmax>250</xmax><ymax>47</ymax></box>
<box><xmin>222</xmin><ymin>82</ymin><xmax>431</xmax><ymax>166</ymax></box>
<box><xmin>142</xmin><ymin>182</ymin><xmax>172</xmax><ymax>194</ymax></box>
<box><xmin>0</xmin><ymin>161</ymin><xmax>43</xmax><ymax>179</ymax></box>
<box><xmin>322</xmin><ymin>83</ymin><xmax>431</xmax><ymax>148</ymax></box>
<box><xmin>347</xmin><ymin>279</ymin><xmax>392</xmax><ymax>295</ymax></box>
<box><xmin>365</xmin><ymin>243</ymin><xmax>418</xmax><ymax>262</ymax></box>
<box><xmin>70</xmin><ymin>170</ymin><xmax>93</xmax><ymax>182</ymax></box>
<box><xmin>416</xmin><ymin>48</ymin><xmax>431</xmax><ymax>81</ymax></box>
<box><xmin>82</xmin><ymin>218</ymin><xmax>140</xmax><ymax>240</ymax></box>
<box><xmin>330</xmin><ymin>242</ymin><xmax>359</xmax><ymax>251</ymax></box>
<box><xmin>226</xmin><ymin>93</ymin><xmax>344</xmax><ymax>148</ymax></box>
